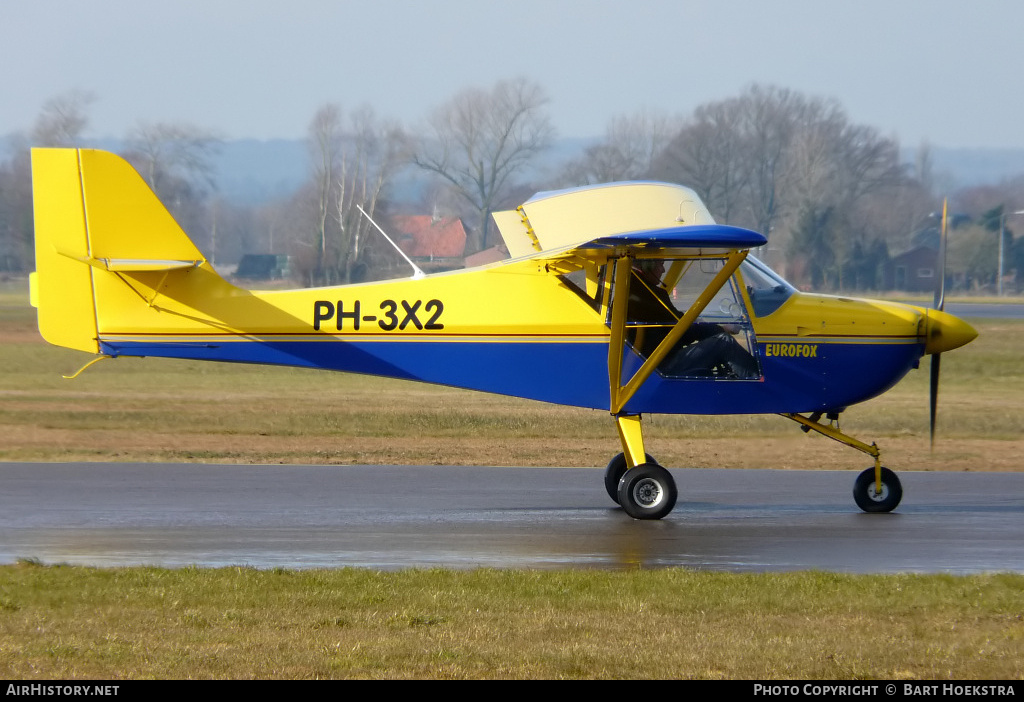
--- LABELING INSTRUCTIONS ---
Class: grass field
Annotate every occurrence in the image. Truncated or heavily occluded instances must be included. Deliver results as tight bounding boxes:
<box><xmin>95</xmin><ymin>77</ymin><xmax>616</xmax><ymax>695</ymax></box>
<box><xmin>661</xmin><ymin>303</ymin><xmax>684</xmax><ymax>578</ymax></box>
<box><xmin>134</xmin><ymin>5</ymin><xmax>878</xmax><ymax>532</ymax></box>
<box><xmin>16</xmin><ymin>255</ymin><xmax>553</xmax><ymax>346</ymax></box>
<box><xmin>2</xmin><ymin>278</ymin><xmax>1023</xmax><ymax>679</ymax></box>
<box><xmin>2</xmin><ymin>563</ymin><xmax>1022</xmax><ymax>679</ymax></box>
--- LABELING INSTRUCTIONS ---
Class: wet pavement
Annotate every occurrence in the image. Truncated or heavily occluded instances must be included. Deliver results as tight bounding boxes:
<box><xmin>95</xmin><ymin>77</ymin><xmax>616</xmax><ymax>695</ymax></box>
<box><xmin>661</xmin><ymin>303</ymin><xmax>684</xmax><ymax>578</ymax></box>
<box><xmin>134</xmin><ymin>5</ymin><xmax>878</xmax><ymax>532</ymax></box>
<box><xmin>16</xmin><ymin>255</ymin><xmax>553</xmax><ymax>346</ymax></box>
<box><xmin>1</xmin><ymin>463</ymin><xmax>1022</xmax><ymax>573</ymax></box>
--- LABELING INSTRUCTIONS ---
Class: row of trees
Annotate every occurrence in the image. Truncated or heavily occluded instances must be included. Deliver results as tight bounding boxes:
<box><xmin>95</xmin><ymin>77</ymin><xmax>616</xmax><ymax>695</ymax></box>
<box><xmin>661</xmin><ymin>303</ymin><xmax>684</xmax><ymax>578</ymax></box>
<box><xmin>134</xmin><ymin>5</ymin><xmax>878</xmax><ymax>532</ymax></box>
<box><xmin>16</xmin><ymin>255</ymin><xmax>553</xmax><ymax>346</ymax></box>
<box><xmin>3</xmin><ymin>82</ymin><xmax>1024</xmax><ymax>291</ymax></box>
<box><xmin>0</xmin><ymin>91</ymin><xmax>225</xmax><ymax>274</ymax></box>
<box><xmin>650</xmin><ymin>86</ymin><xmax>914</xmax><ymax>288</ymax></box>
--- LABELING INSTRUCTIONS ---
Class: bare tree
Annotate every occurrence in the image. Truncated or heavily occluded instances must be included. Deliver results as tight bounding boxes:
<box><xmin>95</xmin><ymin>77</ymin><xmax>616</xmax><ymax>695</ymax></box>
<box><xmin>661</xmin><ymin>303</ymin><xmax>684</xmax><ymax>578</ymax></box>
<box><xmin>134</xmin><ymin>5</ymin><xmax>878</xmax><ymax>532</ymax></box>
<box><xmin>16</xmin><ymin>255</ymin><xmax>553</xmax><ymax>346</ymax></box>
<box><xmin>0</xmin><ymin>90</ymin><xmax>96</xmax><ymax>271</ymax></box>
<box><xmin>783</xmin><ymin>99</ymin><xmax>906</xmax><ymax>289</ymax></box>
<box><xmin>308</xmin><ymin>104</ymin><xmax>344</xmax><ymax>281</ymax></box>
<box><xmin>562</xmin><ymin>111</ymin><xmax>683</xmax><ymax>185</ymax></box>
<box><xmin>0</xmin><ymin>152</ymin><xmax>33</xmax><ymax>272</ymax></box>
<box><xmin>119</xmin><ymin>122</ymin><xmax>222</xmax><ymax>263</ymax></box>
<box><xmin>126</xmin><ymin>121</ymin><xmax>222</xmax><ymax>199</ymax></box>
<box><xmin>31</xmin><ymin>90</ymin><xmax>95</xmax><ymax>147</ymax></box>
<box><xmin>914</xmin><ymin>141</ymin><xmax>936</xmax><ymax>198</ymax></box>
<box><xmin>654</xmin><ymin>86</ymin><xmax>816</xmax><ymax>234</ymax></box>
<box><xmin>652</xmin><ymin>84</ymin><xmax>910</xmax><ymax>289</ymax></box>
<box><xmin>414</xmin><ymin>78</ymin><xmax>554</xmax><ymax>252</ymax></box>
<box><xmin>740</xmin><ymin>85</ymin><xmax>803</xmax><ymax>238</ymax></box>
<box><xmin>294</xmin><ymin>104</ymin><xmax>409</xmax><ymax>286</ymax></box>
<box><xmin>651</xmin><ymin>97</ymin><xmax>751</xmax><ymax>224</ymax></box>
<box><xmin>333</xmin><ymin>106</ymin><xmax>410</xmax><ymax>283</ymax></box>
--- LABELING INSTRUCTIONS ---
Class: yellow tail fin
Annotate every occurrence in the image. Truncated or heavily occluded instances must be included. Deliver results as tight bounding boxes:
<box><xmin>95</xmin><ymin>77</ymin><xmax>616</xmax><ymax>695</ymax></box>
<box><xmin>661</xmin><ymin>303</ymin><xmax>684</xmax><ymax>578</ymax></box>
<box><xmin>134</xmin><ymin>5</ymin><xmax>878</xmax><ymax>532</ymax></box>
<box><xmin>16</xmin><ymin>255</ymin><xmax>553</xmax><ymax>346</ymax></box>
<box><xmin>31</xmin><ymin>148</ymin><xmax>208</xmax><ymax>353</ymax></box>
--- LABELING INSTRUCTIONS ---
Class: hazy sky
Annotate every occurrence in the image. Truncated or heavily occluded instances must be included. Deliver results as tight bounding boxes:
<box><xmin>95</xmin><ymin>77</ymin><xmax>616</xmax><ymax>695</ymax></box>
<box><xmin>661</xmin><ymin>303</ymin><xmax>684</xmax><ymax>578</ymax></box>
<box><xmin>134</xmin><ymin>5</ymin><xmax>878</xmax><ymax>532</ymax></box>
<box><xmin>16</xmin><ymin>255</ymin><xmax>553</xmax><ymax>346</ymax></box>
<box><xmin>5</xmin><ymin>0</ymin><xmax>1024</xmax><ymax>148</ymax></box>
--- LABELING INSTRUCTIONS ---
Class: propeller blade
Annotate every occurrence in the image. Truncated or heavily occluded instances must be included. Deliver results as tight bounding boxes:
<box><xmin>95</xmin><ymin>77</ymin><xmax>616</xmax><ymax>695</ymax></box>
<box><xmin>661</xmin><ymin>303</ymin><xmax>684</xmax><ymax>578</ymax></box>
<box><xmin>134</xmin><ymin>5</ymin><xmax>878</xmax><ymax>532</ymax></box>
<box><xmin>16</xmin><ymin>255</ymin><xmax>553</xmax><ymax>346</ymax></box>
<box><xmin>930</xmin><ymin>198</ymin><xmax>949</xmax><ymax>450</ymax></box>
<box><xmin>934</xmin><ymin>199</ymin><xmax>948</xmax><ymax>312</ymax></box>
<box><xmin>929</xmin><ymin>352</ymin><xmax>941</xmax><ymax>449</ymax></box>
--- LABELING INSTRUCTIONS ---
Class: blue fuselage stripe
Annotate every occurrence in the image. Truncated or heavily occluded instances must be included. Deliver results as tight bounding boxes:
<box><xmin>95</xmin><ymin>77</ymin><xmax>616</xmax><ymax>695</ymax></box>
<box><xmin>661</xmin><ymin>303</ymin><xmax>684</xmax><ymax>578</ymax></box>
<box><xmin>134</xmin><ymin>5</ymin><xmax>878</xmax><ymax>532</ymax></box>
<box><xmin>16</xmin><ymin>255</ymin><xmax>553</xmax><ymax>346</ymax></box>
<box><xmin>98</xmin><ymin>336</ymin><xmax>924</xmax><ymax>414</ymax></box>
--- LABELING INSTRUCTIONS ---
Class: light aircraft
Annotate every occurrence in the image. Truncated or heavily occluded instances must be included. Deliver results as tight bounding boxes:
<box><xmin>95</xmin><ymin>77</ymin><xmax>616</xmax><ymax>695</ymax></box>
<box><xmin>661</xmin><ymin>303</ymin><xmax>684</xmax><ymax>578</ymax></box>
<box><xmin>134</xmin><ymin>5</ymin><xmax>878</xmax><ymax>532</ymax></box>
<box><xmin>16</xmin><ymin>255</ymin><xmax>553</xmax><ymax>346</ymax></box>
<box><xmin>29</xmin><ymin>148</ymin><xmax>978</xmax><ymax>519</ymax></box>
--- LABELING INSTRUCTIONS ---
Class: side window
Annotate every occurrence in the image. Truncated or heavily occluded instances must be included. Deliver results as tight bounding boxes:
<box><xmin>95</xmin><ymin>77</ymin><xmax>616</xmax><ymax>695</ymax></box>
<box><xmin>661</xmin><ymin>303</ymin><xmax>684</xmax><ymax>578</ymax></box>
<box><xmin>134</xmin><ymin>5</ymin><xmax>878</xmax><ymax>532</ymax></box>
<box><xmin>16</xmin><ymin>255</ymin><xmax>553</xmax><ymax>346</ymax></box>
<box><xmin>558</xmin><ymin>264</ymin><xmax>607</xmax><ymax>312</ymax></box>
<box><xmin>740</xmin><ymin>257</ymin><xmax>795</xmax><ymax>318</ymax></box>
<box><xmin>618</xmin><ymin>258</ymin><xmax>761</xmax><ymax>380</ymax></box>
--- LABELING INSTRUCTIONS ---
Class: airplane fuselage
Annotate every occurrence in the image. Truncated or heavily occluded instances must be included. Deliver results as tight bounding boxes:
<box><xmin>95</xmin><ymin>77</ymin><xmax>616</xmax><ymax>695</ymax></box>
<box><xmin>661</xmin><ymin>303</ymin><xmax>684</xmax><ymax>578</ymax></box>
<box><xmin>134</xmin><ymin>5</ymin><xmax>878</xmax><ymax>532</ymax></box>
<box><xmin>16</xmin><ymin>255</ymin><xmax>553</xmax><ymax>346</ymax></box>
<box><xmin>91</xmin><ymin>255</ymin><xmax>957</xmax><ymax>416</ymax></box>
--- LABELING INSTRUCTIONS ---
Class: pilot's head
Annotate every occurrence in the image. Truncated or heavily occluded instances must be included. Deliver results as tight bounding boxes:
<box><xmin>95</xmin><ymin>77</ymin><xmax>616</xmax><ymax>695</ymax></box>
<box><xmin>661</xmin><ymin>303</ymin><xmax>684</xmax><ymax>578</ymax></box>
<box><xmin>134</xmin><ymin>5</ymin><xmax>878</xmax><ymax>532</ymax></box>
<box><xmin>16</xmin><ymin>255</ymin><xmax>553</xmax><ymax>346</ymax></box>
<box><xmin>635</xmin><ymin>259</ymin><xmax>665</xmax><ymax>282</ymax></box>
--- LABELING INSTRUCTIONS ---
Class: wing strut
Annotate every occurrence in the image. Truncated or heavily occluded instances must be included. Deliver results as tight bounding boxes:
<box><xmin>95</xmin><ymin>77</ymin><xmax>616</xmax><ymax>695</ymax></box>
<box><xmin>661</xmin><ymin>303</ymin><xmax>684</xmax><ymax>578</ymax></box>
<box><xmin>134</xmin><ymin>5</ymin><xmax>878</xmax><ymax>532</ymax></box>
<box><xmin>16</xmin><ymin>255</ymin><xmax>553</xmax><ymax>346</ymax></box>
<box><xmin>607</xmin><ymin>250</ymin><xmax>748</xmax><ymax>415</ymax></box>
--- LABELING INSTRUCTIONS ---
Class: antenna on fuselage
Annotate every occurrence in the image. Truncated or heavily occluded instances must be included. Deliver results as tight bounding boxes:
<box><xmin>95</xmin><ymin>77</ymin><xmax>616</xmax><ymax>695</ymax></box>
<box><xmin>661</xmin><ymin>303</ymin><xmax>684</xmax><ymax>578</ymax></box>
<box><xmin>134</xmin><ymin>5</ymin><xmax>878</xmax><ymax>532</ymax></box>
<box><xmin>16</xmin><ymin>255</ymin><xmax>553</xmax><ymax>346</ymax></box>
<box><xmin>356</xmin><ymin>204</ymin><xmax>426</xmax><ymax>280</ymax></box>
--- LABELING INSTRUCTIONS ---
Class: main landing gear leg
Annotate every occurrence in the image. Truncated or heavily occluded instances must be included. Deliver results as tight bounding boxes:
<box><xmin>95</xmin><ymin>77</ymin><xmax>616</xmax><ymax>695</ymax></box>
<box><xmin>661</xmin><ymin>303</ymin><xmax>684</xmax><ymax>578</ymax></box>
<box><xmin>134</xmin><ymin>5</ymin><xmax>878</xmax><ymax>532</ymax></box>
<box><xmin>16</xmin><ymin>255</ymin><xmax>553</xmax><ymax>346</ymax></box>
<box><xmin>606</xmin><ymin>414</ymin><xmax>678</xmax><ymax>520</ymax></box>
<box><xmin>782</xmin><ymin>412</ymin><xmax>903</xmax><ymax>513</ymax></box>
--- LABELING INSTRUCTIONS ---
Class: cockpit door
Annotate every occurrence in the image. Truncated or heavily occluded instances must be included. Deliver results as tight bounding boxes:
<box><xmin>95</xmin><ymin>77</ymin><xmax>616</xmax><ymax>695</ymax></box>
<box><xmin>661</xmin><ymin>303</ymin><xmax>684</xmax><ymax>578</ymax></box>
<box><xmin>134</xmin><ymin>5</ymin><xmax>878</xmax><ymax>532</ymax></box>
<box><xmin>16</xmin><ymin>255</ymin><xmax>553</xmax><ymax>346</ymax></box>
<box><xmin>612</xmin><ymin>256</ymin><xmax>761</xmax><ymax>381</ymax></box>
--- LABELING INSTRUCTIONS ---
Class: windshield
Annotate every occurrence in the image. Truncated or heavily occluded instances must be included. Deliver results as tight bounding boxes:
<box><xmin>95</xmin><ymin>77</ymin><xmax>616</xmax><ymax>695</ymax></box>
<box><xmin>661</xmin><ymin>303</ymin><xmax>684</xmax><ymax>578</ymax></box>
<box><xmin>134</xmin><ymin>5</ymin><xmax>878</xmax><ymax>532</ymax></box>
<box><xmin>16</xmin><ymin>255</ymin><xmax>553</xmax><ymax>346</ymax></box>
<box><xmin>741</xmin><ymin>256</ymin><xmax>796</xmax><ymax>317</ymax></box>
<box><xmin>614</xmin><ymin>257</ymin><xmax>761</xmax><ymax>380</ymax></box>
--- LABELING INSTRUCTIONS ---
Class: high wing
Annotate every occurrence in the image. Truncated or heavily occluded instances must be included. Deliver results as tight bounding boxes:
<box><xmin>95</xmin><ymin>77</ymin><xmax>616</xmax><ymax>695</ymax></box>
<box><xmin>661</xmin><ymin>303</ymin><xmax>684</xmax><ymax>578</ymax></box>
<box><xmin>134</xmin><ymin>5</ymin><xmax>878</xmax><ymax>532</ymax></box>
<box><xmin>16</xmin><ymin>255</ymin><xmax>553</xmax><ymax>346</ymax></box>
<box><xmin>494</xmin><ymin>181</ymin><xmax>763</xmax><ymax>255</ymax></box>
<box><xmin>494</xmin><ymin>181</ymin><xmax>719</xmax><ymax>256</ymax></box>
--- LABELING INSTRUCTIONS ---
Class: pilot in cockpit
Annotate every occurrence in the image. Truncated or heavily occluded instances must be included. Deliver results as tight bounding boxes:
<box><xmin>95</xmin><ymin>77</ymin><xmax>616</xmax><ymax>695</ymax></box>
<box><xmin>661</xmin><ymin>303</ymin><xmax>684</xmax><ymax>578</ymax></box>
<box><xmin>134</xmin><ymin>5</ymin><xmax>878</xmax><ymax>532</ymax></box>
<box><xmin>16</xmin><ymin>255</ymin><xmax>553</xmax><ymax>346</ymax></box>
<box><xmin>628</xmin><ymin>260</ymin><xmax>759</xmax><ymax>380</ymax></box>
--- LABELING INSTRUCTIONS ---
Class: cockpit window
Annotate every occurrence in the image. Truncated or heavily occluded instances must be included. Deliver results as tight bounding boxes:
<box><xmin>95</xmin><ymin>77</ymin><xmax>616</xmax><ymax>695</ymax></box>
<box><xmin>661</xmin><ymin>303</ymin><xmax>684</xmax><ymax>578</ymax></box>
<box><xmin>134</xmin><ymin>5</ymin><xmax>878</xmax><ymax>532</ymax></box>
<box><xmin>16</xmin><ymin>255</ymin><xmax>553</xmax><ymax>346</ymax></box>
<box><xmin>741</xmin><ymin>257</ymin><xmax>796</xmax><ymax>317</ymax></box>
<box><xmin>615</xmin><ymin>258</ymin><xmax>761</xmax><ymax>380</ymax></box>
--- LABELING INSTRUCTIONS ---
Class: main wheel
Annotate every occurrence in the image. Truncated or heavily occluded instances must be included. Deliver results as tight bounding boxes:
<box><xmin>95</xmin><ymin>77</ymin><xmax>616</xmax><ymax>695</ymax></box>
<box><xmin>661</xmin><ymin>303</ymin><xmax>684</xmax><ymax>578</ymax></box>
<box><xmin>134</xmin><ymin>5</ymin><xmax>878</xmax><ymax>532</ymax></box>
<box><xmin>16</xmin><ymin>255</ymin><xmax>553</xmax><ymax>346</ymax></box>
<box><xmin>853</xmin><ymin>466</ymin><xmax>903</xmax><ymax>513</ymax></box>
<box><xmin>604</xmin><ymin>452</ymin><xmax>656</xmax><ymax>504</ymax></box>
<box><xmin>617</xmin><ymin>463</ymin><xmax>678</xmax><ymax>520</ymax></box>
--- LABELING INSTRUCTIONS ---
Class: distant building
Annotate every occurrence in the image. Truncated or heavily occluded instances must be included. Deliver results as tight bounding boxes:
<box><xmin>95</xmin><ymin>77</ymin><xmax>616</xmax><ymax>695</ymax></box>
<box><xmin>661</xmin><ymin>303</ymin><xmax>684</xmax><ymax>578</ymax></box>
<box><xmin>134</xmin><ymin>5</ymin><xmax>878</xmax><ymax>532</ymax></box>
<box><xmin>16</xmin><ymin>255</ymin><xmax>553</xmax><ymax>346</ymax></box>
<box><xmin>464</xmin><ymin>244</ymin><xmax>509</xmax><ymax>268</ymax></box>
<box><xmin>882</xmin><ymin>245</ymin><xmax>937</xmax><ymax>291</ymax></box>
<box><xmin>390</xmin><ymin>215</ymin><xmax>467</xmax><ymax>266</ymax></box>
<box><xmin>234</xmin><ymin>253</ymin><xmax>289</xmax><ymax>280</ymax></box>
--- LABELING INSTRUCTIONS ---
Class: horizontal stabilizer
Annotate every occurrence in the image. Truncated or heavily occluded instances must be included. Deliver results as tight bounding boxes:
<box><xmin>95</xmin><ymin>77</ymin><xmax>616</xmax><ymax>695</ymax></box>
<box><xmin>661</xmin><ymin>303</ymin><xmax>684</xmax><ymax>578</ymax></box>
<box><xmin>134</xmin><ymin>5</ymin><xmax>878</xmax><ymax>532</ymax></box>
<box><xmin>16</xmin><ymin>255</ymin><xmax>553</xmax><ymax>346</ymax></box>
<box><xmin>58</xmin><ymin>253</ymin><xmax>204</xmax><ymax>272</ymax></box>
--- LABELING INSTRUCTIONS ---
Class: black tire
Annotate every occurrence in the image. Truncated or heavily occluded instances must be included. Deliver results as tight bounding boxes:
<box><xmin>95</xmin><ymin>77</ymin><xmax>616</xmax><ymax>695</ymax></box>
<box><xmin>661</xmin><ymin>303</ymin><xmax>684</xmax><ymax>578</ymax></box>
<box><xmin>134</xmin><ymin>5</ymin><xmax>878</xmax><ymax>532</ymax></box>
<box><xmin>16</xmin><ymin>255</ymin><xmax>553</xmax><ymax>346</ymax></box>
<box><xmin>604</xmin><ymin>452</ymin><xmax>656</xmax><ymax>504</ymax></box>
<box><xmin>617</xmin><ymin>463</ymin><xmax>678</xmax><ymax>520</ymax></box>
<box><xmin>853</xmin><ymin>467</ymin><xmax>903</xmax><ymax>513</ymax></box>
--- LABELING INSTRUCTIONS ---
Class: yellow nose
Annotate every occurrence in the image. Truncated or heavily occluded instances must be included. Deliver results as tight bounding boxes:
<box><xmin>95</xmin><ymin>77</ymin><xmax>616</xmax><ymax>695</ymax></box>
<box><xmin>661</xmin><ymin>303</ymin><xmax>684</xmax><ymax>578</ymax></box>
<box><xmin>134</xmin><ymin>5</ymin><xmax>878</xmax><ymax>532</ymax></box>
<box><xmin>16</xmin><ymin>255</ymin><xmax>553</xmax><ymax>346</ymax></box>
<box><xmin>923</xmin><ymin>309</ymin><xmax>978</xmax><ymax>355</ymax></box>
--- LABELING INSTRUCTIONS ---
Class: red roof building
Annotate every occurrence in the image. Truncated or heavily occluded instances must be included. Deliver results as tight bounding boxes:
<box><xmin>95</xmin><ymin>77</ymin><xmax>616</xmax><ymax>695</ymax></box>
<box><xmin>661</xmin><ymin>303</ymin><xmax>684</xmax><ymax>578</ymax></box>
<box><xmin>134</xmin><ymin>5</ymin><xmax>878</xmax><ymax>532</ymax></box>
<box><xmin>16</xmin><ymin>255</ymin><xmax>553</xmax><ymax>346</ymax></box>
<box><xmin>464</xmin><ymin>244</ymin><xmax>509</xmax><ymax>268</ymax></box>
<box><xmin>390</xmin><ymin>215</ymin><xmax>467</xmax><ymax>260</ymax></box>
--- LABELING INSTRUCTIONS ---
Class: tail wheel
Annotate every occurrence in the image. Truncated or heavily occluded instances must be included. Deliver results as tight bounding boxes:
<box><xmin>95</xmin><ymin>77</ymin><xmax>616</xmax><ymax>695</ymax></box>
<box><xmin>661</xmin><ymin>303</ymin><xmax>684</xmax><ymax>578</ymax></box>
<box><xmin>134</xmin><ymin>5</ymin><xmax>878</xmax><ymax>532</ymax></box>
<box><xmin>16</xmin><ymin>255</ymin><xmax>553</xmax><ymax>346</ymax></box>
<box><xmin>604</xmin><ymin>452</ymin><xmax>656</xmax><ymax>504</ymax></box>
<box><xmin>853</xmin><ymin>466</ymin><xmax>903</xmax><ymax>513</ymax></box>
<box><xmin>617</xmin><ymin>463</ymin><xmax>677</xmax><ymax>520</ymax></box>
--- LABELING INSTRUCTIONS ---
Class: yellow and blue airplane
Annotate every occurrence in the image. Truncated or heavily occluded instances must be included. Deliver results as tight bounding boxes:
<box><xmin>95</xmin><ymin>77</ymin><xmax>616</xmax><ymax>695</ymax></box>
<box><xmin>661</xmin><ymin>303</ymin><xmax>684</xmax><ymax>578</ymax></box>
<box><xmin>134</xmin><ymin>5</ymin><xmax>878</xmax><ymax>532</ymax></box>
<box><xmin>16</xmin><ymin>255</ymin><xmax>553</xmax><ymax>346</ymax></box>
<box><xmin>29</xmin><ymin>148</ymin><xmax>978</xmax><ymax>519</ymax></box>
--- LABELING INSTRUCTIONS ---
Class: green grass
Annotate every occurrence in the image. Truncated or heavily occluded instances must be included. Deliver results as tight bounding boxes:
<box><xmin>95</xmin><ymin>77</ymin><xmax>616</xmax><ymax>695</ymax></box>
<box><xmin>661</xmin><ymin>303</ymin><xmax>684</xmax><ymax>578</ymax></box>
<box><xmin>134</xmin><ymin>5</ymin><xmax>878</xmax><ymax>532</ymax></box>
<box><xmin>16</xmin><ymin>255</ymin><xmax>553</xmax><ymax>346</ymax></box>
<box><xmin>1</xmin><ymin>563</ymin><xmax>1022</xmax><ymax>679</ymax></box>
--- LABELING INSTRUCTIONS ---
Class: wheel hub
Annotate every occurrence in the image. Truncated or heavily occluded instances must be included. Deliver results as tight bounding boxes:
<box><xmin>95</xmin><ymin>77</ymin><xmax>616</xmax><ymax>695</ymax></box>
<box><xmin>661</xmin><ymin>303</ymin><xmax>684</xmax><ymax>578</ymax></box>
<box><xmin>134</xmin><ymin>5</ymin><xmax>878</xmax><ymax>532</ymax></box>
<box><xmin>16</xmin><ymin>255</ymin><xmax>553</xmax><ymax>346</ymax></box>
<box><xmin>866</xmin><ymin>483</ymin><xmax>889</xmax><ymax>502</ymax></box>
<box><xmin>632</xmin><ymin>478</ymin><xmax>663</xmax><ymax>508</ymax></box>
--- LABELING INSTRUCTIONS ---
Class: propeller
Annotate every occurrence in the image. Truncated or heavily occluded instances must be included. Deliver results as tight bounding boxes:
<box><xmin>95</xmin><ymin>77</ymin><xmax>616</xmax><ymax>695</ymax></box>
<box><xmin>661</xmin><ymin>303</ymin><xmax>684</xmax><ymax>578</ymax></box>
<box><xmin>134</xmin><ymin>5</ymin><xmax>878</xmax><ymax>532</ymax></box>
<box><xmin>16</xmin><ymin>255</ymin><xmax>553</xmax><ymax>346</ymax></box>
<box><xmin>929</xmin><ymin>342</ymin><xmax>941</xmax><ymax>448</ymax></box>
<box><xmin>929</xmin><ymin>199</ymin><xmax>948</xmax><ymax>449</ymax></box>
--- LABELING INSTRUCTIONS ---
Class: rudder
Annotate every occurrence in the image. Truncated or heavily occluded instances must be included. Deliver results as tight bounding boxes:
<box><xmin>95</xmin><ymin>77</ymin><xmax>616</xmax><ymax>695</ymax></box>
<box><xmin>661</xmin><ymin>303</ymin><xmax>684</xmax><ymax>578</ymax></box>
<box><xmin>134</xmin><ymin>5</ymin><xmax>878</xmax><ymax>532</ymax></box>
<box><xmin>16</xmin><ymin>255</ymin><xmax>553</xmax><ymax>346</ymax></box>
<box><xmin>31</xmin><ymin>148</ymin><xmax>208</xmax><ymax>353</ymax></box>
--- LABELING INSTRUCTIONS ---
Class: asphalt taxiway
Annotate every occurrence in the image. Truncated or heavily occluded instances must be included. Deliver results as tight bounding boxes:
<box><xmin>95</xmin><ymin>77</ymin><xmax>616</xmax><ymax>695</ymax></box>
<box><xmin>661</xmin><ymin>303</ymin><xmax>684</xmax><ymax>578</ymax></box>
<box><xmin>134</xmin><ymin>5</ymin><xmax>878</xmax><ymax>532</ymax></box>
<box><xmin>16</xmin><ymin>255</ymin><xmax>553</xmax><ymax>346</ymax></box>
<box><xmin>2</xmin><ymin>463</ymin><xmax>1022</xmax><ymax>573</ymax></box>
